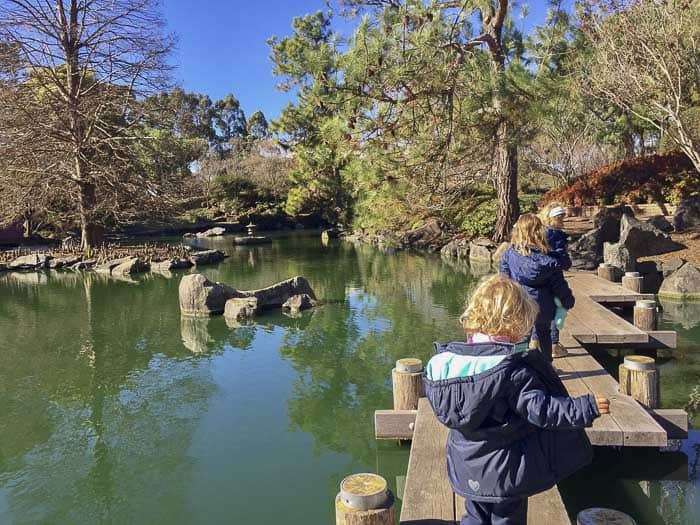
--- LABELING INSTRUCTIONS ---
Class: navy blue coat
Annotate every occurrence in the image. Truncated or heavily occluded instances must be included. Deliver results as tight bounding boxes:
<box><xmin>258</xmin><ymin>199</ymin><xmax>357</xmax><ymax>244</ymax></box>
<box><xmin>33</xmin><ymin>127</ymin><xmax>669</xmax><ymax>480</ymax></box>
<box><xmin>546</xmin><ymin>227</ymin><xmax>572</xmax><ymax>271</ymax></box>
<box><xmin>499</xmin><ymin>247</ymin><xmax>574</xmax><ymax>326</ymax></box>
<box><xmin>424</xmin><ymin>342</ymin><xmax>598</xmax><ymax>502</ymax></box>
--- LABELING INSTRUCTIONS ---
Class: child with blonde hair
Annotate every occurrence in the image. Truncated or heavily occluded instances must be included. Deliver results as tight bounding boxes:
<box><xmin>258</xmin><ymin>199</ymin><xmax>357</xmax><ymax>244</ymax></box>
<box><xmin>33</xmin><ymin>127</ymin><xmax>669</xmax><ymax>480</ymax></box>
<box><xmin>424</xmin><ymin>275</ymin><xmax>608</xmax><ymax>525</ymax></box>
<box><xmin>500</xmin><ymin>214</ymin><xmax>574</xmax><ymax>361</ymax></box>
<box><xmin>538</xmin><ymin>202</ymin><xmax>572</xmax><ymax>358</ymax></box>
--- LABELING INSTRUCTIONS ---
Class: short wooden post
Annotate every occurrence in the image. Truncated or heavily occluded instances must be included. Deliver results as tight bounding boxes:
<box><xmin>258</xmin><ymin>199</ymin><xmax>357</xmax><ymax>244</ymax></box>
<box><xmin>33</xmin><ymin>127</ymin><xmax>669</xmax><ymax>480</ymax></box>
<box><xmin>577</xmin><ymin>508</ymin><xmax>636</xmax><ymax>525</ymax></box>
<box><xmin>597</xmin><ymin>263</ymin><xmax>616</xmax><ymax>282</ymax></box>
<box><xmin>622</xmin><ymin>271</ymin><xmax>643</xmax><ymax>293</ymax></box>
<box><xmin>335</xmin><ymin>473</ymin><xmax>394</xmax><ymax>525</ymax></box>
<box><xmin>633</xmin><ymin>300</ymin><xmax>657</xmax><ymax>331</ymax></box>
<box><xmin>618</xmin><ymin>355</ymin><xmax>660</xmax><ymax>409</ymax></box>
<box><xmin>392</xmin><ymin>358</ymin><xmax>424</xmax><ymax>411</ymax></box>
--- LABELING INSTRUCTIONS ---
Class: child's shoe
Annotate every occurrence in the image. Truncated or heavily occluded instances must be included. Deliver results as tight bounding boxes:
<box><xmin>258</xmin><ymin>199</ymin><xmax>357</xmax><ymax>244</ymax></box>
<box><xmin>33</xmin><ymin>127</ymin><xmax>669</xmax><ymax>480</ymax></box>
<box><xmin>552</xmin><ymin>342</ymin><xmax>569</xmax><ymax>358</ymax></box>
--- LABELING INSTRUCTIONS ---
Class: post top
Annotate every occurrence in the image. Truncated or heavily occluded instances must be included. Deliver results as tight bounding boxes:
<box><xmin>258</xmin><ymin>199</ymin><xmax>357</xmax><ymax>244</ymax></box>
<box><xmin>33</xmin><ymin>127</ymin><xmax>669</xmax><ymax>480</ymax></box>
<box><xmin>396</xmin><ymin>357</ymin><xmax>423</xmax><ymax>373</ymax></box>
<box><xmin>599</xmin><ymin>263</ymin><xmax>612</xmax><ymax>268</ymax></box>
<box><xmin>624</xmin><ymin>355</ymin><xmax>656</xmax><ymax>371</ymax></box>
<box><xmin>624</xmin><ymin>272</ymin><xmax>641</xmax><ymax>278</ymax></box>
<box><xmin>635</xmin><ymin>299</ymin><xmax>656</xmax><ymax>308</ymax></box>
<box><xmin>339</xmin><ymin>473</ymin><xmax>390</xmax><ymax>511</ymax></box>
<box><xmin>577</xmin><ymin>507</ymin><xmax>636</xmax><ymax>525</ymax></box>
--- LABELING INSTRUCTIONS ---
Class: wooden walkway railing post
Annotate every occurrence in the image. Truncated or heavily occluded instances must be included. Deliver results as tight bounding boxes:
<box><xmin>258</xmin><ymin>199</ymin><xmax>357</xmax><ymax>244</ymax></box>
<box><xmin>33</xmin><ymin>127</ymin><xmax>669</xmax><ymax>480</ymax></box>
<box><xmin>392</xmin><ymin>358</ymin><xmax>424</xmax><ymax>410</ymax></box>
<box><xmin>633</xmin><ymin>300</ymin><xmax>657</xmax><ymax>331</ymax></box>
<box><xmin>335</xmin><ymin>473</ymin><xmax>394</xmax><ymax>525</ymax></box>
<box><xmin>619</xmin><ymin>355</ymin><xmax>660</xmax><ymax>409</ymax></box>
<box><xmin>622</xmin><ymin>272</ymin><xmax>643</xmax><ymax>293</ymax></box>
<box><xmin>598</xmin><ymin>263</ymin><xmax>618</xmax><ymax>282</ymax></box>
<box><xmin>577</xmin><ymin>507</ymin><xmax>636</xmax><ymax>525</ymax></box>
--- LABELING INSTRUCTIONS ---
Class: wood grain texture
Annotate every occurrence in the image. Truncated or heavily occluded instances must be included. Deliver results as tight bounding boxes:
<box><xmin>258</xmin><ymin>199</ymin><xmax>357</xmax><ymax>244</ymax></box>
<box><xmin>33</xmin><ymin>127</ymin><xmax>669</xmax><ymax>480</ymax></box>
<box><xmin>374</xmin><ymin>410</ymin><xmax>417</xmax><ymax>440</ymax></box>
<box><xmin>647</xmin><ymin>408</ymin><xmax>689</xmax><ymax>440</ymax></box>
<box><xmin>336</xmin><ymin>495</ymin><xmax>395</xmax><ymax>525</ymax></box>
<box><xmin>392</xmin><ymin>369</ymin><xmax>424</xmax><ymax>411</ymax></box>
<box><xmin>619</xmin><ymin>364</ymin><xmax>660</xmax><ymax>409</ymax></box>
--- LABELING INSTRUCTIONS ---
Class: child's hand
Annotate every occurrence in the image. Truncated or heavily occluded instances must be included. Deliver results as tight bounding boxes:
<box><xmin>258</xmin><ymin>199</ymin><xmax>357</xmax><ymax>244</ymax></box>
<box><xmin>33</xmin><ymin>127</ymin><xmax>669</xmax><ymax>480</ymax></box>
<box><xmin>596</xmin><ymin>397</ymin><xmax>610</xmax><ymax>415</ymax></box>
<box><xmin>554</xmin><ymin>305</ymin><xmax>568</xmax><ymax>330</ymax></box>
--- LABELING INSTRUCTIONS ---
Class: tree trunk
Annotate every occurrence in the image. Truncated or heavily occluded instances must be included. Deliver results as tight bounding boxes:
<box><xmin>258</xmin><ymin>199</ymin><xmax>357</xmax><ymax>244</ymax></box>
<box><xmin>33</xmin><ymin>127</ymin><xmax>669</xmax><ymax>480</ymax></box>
<box><xmin>78</xmin><ymin>178</ymin><xmax>99</xmax><ymax>251</ymax></box>
<box><xmin>493</xmin><ymin>119</ymin><xmax>520</xmax><ymax>243</ymax></box>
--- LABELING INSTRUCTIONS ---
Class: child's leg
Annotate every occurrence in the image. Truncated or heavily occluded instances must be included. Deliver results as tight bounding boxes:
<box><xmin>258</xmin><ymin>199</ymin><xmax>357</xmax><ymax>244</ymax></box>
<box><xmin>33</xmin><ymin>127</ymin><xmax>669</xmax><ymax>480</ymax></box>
<box><xmin>491</xmin><ymin>498</ymin><xmax>528</xmax><ymax>525</ymax></box>
<box><xmin>550</xmin><ymin>319</ymin><xmax>559</xmax><ymax>344</ymax></box>
<box><xmin>461</xmin><ymin>499</ymin><xmax>490</xmax><ymax>525</ymax></box>
<box><xmin>535</xmin><ymin>323</ymin><xmax>553</xmax><ymax>361</ymax></box>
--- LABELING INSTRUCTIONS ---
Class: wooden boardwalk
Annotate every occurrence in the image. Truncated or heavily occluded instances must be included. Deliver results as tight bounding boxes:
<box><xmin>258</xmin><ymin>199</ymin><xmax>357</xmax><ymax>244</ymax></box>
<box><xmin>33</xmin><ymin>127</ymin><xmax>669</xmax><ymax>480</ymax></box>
<box><xmin>393</xmin><ymin>272</ymin><xmax>679</xmax><ymax>524</ymax></box>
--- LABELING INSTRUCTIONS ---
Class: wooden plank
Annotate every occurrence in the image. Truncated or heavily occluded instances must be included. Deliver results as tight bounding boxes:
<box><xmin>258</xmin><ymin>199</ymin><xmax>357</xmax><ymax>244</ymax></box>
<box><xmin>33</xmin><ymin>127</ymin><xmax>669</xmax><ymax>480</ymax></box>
<box><xmin>375</xmin><ymin>409</ymin><xmax>417</xmax><ymax>440</ymax></box>
<box><xmin>558</xmin><ymin>335</ymin><xmax>667</xmax><ymax>447</ymax></box>
<box><xmin>400</xmin><ymin>398</ymin><xmax>455</xmax><ymax>524</ymax></box>
<box><xmin>648</xmin><ymin>408</ymin><xmax>688</xmax><ymax>440</ymax></box>
<box><xmin>569</xmin><ymin>296</ymin><xmax>648</xmax><ymax>345</ymax></box>
<box><xmin>567</xmin><ymin>272</ymin><xmax>654</xmax><ymax>303</ymax></box>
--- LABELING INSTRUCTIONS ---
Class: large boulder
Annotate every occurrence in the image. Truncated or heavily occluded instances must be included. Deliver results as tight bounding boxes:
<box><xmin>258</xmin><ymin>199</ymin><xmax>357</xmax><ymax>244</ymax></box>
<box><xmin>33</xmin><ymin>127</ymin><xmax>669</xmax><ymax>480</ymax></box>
<box><xmin>569</xmin><ymin>228</ymin><xmax>603</xmax><ymax>270</ymax></box>
<box><xmin>603</xmin><ymin>242</ymin><xmax>635</xmax><ymax>271</ymax></box>
<box><xmin>646</xmin><ymin>215</ymin><xmax>674</xmax><ymax>233</ymax></box>
<box><xmin>282</xmin><ymin>294</ymin><xmax>317</xmax><ymax>314</ymax></box>
<box><xmin>8</xmin><ymin>253</ymin><xmax>51</xmax><ymax>270</ymax></box>
<box><xmin>112</xmin><ymin>257</ymin><xmax>149</xmax><ymax>276</ymax></box>
<box><xmin>594</xmin><ymin>205</ymin><xmax>634</xmax><ymax>244</ymax></box>
<box><xmin>151</xmin><ymin>258</ymin><xmax>193</xmax><ymax>272</ymax></box>
<box><xmin>401</xmin><ymin>218</ymin><xmax>444</xmax><ymax>251</ymax></box>
<box><xmin>189</xmin><ymin>249</ymin><xmax>226</xmax><ymax>266</ymax></box>
<box><xmin>673</xmin><ymin>197</ymin><xmax>700</xmax><ymax>231</ymax></box>
<box><xmin>224</xmin><ymin>297</ymin><xmax>259</xmax><ymax>321</ymax></box>
<box><xmin>71</xmin><ymin>259</ymin><xmax>96</xmax><ymax>271</ymax></box>
<box><xmin>658</xmin><ymin>263</ymin><xmax>700</xmax><ymax>300</ymax></box>
<box><xmin>440</xmin><ymin>237</ymin><xmax>470</xmax><ymax>260</ymax></box>
<box><xmin>244</xmin><ymin>276</ymin><xmax>317</xmax><ymax>308</ymax></box>
<box><xmin>196</xmin><ymin>226</ymin><xmax>227</xmax><ymax>238</ymax></box>
<box><xmin>619</xmin><ymin>214</ymin><xmax>684</xmax><ymax>258</ymax></box>
<box><xmin>662</xmin><ymin>257</ymin><xmax>686</xmax><ymax>278</ymax></box>
<box><xmin>95</xmin><ymin>256</ymin><xmax>133</xmax><ymax>274</ymax></box>
<box><xmin>179</xmin><ymin>274</ymin><xmax>239</xmax><ymax>317</ymax></box>
<box><xmin>469</xmin><ymin>238</ymin><xmax>497</xmax><ymax>264</ymax></box>
<box><xmin>49</xmin><ymin>256</ymin><xmax>81</xmax><ymax>269</ymax></box>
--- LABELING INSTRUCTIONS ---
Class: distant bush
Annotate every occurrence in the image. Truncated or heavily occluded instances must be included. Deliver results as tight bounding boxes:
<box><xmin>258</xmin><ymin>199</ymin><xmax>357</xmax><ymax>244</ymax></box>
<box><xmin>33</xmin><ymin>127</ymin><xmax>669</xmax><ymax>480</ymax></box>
<box><xmin>541</xmin><ymin>151</ymin><xmax>698</xmax><ymax>207</ymax></box>
<box><xmin>456</xmin><ymin>193</ymin><xmax>542</xmax><ymax>239</ymax></box>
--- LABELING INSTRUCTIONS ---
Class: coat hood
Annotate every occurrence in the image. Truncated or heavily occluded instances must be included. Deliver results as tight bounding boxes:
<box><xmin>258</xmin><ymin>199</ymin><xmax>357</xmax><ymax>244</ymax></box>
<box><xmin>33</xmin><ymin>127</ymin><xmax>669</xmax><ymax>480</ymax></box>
<box><xmin>503</xmin><ymin>247</ymin><xmax>560</xmax><ymax>287</ymax></box>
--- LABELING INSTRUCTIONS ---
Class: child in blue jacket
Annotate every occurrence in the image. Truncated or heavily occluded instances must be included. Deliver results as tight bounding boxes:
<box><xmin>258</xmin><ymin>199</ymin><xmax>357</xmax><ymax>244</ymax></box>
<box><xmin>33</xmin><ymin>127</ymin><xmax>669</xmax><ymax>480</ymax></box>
<box><xmin>539</xmin><ymin>203</ymin><xmax>572</xmax><ymax>358</ymax></box>
<box><xmin>500</xmin><ymin>214</ymin><xmax>574</xmax><ymax>361</ymax></box>
<box><xmin>424</xmin><ymin>275</ymin><xmax>609</xmax><ymax>525</ymax></box>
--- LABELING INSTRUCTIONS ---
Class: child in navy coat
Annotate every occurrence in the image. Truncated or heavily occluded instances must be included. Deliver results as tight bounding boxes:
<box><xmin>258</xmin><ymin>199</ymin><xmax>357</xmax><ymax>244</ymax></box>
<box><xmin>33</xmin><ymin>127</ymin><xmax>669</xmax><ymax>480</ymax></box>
<box><xmin>500</xmin><ymin>214</ymin><xmax>574</xmax><ymax>361</ymax></box>
<box><xmin>539</xmin><ymin>202</ymin><xmax>572</xmax><ymax>358</ymax></box>
<box><xmin>424</xmin><ymin>275</ymin><xmax>609</xmax><ymax>525</ymax></box>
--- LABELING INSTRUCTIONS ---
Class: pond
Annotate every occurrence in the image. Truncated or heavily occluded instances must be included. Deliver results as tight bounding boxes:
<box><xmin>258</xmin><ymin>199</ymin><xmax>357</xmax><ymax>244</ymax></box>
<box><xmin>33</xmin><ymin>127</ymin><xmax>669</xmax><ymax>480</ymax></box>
<box><xmin>0</xmin><ymin>232</ymin><xmax>698</xmax><ymax>524</ymax></box>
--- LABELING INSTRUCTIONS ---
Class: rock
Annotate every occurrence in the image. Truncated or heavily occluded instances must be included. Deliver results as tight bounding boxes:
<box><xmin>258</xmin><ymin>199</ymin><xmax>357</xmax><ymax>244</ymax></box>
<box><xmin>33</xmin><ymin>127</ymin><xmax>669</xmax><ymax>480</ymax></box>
<box><xmin>49</xmin><ymin>256</ymin><xmax>81</xmax><ymax>269</ymax></box>
<box><xmin>619</xmin><ymin>214</ymin><xmax>684</xmax><ymax>258</ymax></box>
<box><xmin>282</xmin><ymin>294</ymin><xmax>317</xmax><ymax>313</ymax></box>
<box><xmin>321</xmin><ymin>228</ymin><xmax>342</xmax><ymax>242</ymax></box>
<box><xmin>196</xmin><ymin>226</ymin><xmax>227</xmax><ymax>238</ymax></box>
<box><xmin>61</xmin><ymin>236</ymin><xmax>79</xmax><ymax>250</ymax></box>
<box><xmin>646</xmin><ymin>215</ymin><xmax>674</xmax><ymax>233</ymax></box>
<box><xmin>179</xmin><ymin>274</ymin><xmax>239</xmax><ymax>317</ymax></box>
<box><xmin>71</xmin><ymin>259</ymin><xmax>96</xmax><ymax>270</ymax></box>
<box><xmin>189</xmin><ymin>249</ymin><xmax>226</xmax><ymax>266</ymax></box>
<box><xmin>8</xmin><ymin>253</ymin><xmax>51</xmax><ymax>270</ymax></box>
<box><xmin>112</xmin><ymin>257</ymin><xmax>150</xmax><ymax>276</ymax></box>
<box><xmin>469</xmin><ymin>238</ymin><xmax>497</xmax><ymax>264</ymax></box>
<box><xmin>233</xmin><ymin>236</ymin><xmax>272</xmax><ymax>245</ymax></box>
<box><xmin>662</xmin><ymin>257</ymin><xmax>686</xmax><ymax>278</ymax></box>
<box><xmin>659</xmin><ymin>263</ymin><xmax>700</xmax><ymax>300</ymax></box>
<box><xmin>401</xmin><ymin>218</ymin><xmax>444</xmax><ymax>251</ymax></box>
<box><xmin>594</xmin><ymin>205</ymin><xmax>634</xmax><ymax>244</ymax></box>
<box><xmin>95</xmin><ymin>256</ymin><xmax>133</xmax><ymax>274</ymax></box>
<box><xmin>603</xmin><ymin>242</ymin><xmax>635</xmax><ymax>271</ymax></box>
<box><xmin>244</xmin><ymin>276</ymin><xmax>317</xmax><ymax>308</ymax></box>
<box><xmin>673</xmin><ymin>196</ymin><xmax>700</xmax><ymax>231</ymax></box>
<box><xmin>151</xmin><ymin>258</ymin><xmax>193</xmax><ymax>272</ymax></box>
<box><xmin>440</xmin><ymin>238</ymin><xmax>470</xmax><ymax>260</ymax></box>
<box><xmin>636</xmin><ymin>260</ymin><xmax>664</xmax><ymax>293</ymax></box>
<box><xmin>183</xmin><ymin>232</ymin><xmax>196</xmax><ymax>238</ymax></box>
<box><xmin>492</xmin><ymin>242</ymin><xmax>511</xmax><ymax>265</ymax></box>
<box><xmin>569</xmin><ymin>228</ymin><xmax>603</xmax><ymax>270</ymax></box>
<box><xmin>224</xmin><ymin>297</ymin><xmax>259</xmax><ymax>321</ymax></box>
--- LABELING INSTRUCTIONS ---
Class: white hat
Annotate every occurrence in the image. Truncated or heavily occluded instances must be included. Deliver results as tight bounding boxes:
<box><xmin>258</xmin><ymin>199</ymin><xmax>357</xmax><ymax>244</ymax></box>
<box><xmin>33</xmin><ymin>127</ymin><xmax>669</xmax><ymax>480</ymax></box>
<box><xmin>549</xmin><ymin>206</ymin><xmax>566</xmax><ymax>218</ymax></box>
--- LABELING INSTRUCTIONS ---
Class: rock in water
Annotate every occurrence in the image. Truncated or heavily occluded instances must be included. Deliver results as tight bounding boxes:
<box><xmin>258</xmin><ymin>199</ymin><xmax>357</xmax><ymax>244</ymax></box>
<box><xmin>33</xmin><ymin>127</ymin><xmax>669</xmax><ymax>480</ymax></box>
<box><xmin>189</xmin><ymin>250</ymin><xmax>226</xmax><ymax>266</ymax></box>
<box><xmin>245</xmin><ymin>276</ymin><xmax>317</xmax><ymax>308</ymax></box>
<box><xmin>8</xmin><ymin>253</ymin><xmax>51</xmax><ymax>270</ymax></box>
<box><xmin>401</xmin><ymin>218</ymin><xmax>444</xmax><ymax>251</ymax></box>
<box><xmin>112</xmin><ymin>257</ymin><xmax>150</xmax><ymax>276</ymax></box>
<box><xmin>570</xmin><ymin>229</ymin><xmax>603</xmax><ymax>270</ymax></box>
<box><xmin>233</xmin><ymin>236</ymin><xmax>272</xmax><ymax>245</ymax></box>
<box><xmin>440</xmin><ymin>238</ymin><xmax>470</xmax><ymax>260</ymax></box>
<box><xmin>151</xmin><ymin>258</ymin><xmax>193</xmax><ymax>272</ymax></box>
<box><xmin>659</xmin><ymin>263</ymin><xmax>700</xmax><ymax>300</ymax></box>
<box><xmin>179</xmin><ymin>274</ymin><xmax>239</xmax><ymax>317</ymax></box>
<box><xmin>196</xmin><ymin>227</ymin><xmax>227</xmax><ymax>238</ymax></box>
<box><xmin>469</xmin><ymin>238</ymin><xmax>497</xmax><ymax>264</ymax></box>
<box><xmin>619</xmin><ymin>214</ymin><xmax>683</xmax><ymax>258</ymax></box>
<box><xmin>673</xmin><ymin>196</ymin><xmax>700</xmax><ymax>231</ymax></box>
<box><xmin>224</xmin><ymin>297</ymin><xmax>259</xmax><ymax>321</ymax></box>
<box><xmin>95</xmin><ymin>256</ymin><xmax>134</xmax><ymax>274</ymax></box>
<box><xmin>646</xmin><ymin>215</ymin><xmax>674</xmax><ymax>233</ymax></box>
<box><xmin>282</xmin><ymin>294</ymin><xmax>317</xmax><ymax>313</ymax></box>
<box><xmin>49</xmin><ymin>256</ymin><xmax>81</xmax><ymax>269</ymax></box>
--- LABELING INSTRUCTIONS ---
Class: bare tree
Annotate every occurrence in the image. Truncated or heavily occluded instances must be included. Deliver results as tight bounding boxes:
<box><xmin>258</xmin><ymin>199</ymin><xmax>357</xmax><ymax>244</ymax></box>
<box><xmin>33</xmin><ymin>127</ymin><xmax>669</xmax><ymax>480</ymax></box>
<box><xmin>581</xmin><ymin>0</ymin><xmax>700</xmax><ymax>172</ymax></box>
<box><xmin>0</xmin><ymin>0</ymin><xmax>175</xmax><ymax>249</ymax></box>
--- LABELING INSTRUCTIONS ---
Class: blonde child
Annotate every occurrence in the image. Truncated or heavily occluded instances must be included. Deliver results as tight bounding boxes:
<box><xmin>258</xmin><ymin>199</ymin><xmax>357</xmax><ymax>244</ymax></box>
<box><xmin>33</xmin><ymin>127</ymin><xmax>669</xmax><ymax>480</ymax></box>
<box><xmin>424</xmin><ymin>275</ymin><xmax>609</xmax><ymax>525</ymax></box>
<box><xmin>500</xmin><ymin>214</ymin><xmax>573</xmax><ymax>361</ymax></box>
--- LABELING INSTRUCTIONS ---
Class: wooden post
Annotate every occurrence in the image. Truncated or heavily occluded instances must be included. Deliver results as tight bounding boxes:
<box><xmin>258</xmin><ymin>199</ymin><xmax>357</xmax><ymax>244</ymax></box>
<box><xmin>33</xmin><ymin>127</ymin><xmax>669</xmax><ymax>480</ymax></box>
<box><xmin>622</xmin><ymin>272</ymin><xmax>643</xmax><ymax>293</ymax></box>
<box><xmin>619</xmin><ymin>355</ymin><xmax>660</xmax><ymax>409</ymax></box>
<box><xmin>577</xmin><ymin>508</ymin><xmax>636</xmax><ymax>525</ymax></box>
<box><xmin>392</xmin><ymin>358</ymin><xmax>424</xmax><ymax>411</ymax></box>
<box><xmin>634</xmin><ymin>300</ymin><xmax>657</xmax><ymax>331</ymax></box>
<box><xmin>335</xmin><ymin>473</ymin><xmax>394</xmax><ymax>525</ymax></box>
<box><xmin>597</xmin><ymin>263</ymin><xmax>616</xmax><ymax>282</ymax></box>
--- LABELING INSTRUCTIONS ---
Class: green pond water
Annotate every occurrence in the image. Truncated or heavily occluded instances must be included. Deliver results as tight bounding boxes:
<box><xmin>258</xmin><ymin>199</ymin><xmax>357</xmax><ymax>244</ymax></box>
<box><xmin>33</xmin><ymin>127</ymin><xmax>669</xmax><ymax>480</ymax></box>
<box><xmin>0</xmin><ymin>232</ymin><xmax>698</xmax><ymax>524</ymax></box>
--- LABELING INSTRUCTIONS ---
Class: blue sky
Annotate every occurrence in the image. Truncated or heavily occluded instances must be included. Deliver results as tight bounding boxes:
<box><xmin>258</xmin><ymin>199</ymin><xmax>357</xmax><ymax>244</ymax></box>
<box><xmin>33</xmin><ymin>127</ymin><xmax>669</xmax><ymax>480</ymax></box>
<box><xmin>163</xmin><ymin>1</ymin><xmax>567</xmax><ymax>122</ymax></box>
